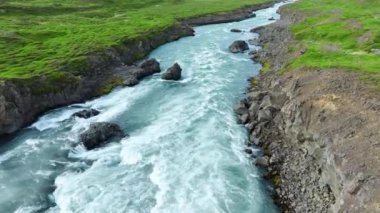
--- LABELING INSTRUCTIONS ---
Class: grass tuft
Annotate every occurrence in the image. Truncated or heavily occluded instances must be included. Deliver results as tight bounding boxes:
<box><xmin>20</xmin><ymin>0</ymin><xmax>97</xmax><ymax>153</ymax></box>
<box><xmin>284</xmin><ymin>0</ymin><xmax>379</xmax><ymax>87</ymax></box>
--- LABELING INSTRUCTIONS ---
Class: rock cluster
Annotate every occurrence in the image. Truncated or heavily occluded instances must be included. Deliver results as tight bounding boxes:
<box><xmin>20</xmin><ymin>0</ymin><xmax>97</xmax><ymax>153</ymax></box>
<box><xmin>236</xmin><ymin>79</ymin><xmax>336</xmax><ymax>212</ymax></box>
<box><xmin>238</xmin><ymin>7</ymin><xmax>380</xmax><ymax>212</ymax></box>
<box><xmin>124</xmin><ymin>58</ymin><xmax>161</xmax><ymax>86</ymax></box>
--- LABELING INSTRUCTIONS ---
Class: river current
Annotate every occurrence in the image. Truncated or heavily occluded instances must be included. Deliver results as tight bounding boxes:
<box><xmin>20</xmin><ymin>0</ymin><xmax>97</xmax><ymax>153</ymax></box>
<box><xmin>0</xmin><ymin>2</ymin><xmax>291</xmax><ymax>212</ymax></box>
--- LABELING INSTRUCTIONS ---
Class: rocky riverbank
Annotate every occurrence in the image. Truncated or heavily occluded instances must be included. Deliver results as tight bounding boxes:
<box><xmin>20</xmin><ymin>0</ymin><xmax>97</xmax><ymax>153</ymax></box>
<box><xmin>240</xmin><ymin>5</ymin><xmax>380</xmax><ymax>213</ymax></box>
<box><xmin>0</xmin><ymin>1</ymin><xmax>278</xmax><ymax>137</ymax></box>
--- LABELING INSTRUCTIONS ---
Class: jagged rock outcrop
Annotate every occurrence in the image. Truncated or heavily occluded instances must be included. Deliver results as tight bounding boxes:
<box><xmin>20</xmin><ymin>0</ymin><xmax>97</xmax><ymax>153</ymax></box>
<box><xmin>239</xmin><ymin>6</ymin><xmax>380</xmax><ymax>213</ymax></box>
<box><xmin>79</xmin><ymin>122</ymin><xmax>125</xmax><ymax>150</ymax></box>
<box><xmin>229</xmin><ymin>40</ymin><xmax>249</xmax><ymax>53</ymax></box>
<box><xmin>138</xmin><ymin>59</ymin><xmax>161</xmax><ymax>79</ymax></box>
<box><xmin>161</xmin><ymin>63</ymin><xmax>182</xmax><ymax>81</ymax></box>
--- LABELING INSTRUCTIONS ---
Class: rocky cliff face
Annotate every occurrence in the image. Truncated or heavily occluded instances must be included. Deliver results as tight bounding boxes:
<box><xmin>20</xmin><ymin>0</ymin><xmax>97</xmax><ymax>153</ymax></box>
<box><xmin>241</xmin><ymin>7</ymin><xmax>380</xmax><ymax>212</ymax></box>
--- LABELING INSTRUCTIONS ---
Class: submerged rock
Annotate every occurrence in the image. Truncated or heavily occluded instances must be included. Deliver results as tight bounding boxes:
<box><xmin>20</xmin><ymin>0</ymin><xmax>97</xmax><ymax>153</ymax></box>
<box><xmin>229</xmin><ymin>40</ymin><xmax>249</xmax><ymax>53</ymax></box>
<box><xmin>72</xmin><ymin>109</ymin><xmax>100</xmax><ymax>119</ymax></box>
<box><xmin>230</xmin><ymin>29</ymin><xmax>242</xmax><ymax>33</ymax></box>
<box><xmin>161</xmin><ymin>63</ymin><xmax>182</xmax><ymax>81</ymax></box>
<box><xmin>79</xmin><ymin>122</ymin><xmax>125</xmax><ymax>150</ymax></box>
<box><xmin>244</xmin><ymin>149</ymin><xmax>253</xmax><ymax>155</ymax></box>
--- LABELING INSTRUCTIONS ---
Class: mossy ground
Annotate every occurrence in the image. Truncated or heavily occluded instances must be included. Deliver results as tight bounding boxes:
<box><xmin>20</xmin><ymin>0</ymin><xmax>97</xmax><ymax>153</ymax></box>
<box><xmin>0</xmin><ymin>0</ymin><xmax>269</xmax><ymax>84</ymax></box>
<box><xmin>284</xmin><ymin>0</ymin><xmax>380</xmax><ymax>87</ymax></box>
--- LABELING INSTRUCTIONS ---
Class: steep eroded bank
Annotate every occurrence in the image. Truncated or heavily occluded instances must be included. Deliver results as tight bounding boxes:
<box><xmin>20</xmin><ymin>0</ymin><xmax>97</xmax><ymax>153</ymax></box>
<box><xmin>242</xmin><ymin>6</ymin><xmax>380</xmax><ymax>212</ymax></box>
<box><xmin>0</xmin><ymin>1</ymin><xmax>278</xmax><ymax>137</ymax></box>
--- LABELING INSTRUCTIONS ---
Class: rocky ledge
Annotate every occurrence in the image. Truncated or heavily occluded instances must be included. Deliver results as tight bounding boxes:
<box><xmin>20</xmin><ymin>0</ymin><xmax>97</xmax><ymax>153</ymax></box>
<box><xmin>239</xmin><ymin>6</ymin><xmax>380</xmax><ymax>213</ymax></box>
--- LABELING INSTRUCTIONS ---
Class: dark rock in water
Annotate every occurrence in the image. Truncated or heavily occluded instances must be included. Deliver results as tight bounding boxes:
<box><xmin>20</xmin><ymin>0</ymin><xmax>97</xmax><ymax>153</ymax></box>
<box><xmin>116</xmin><ymin>59</ymin><xmax>161</xmax><ymax>87</ymax></box>
<box><xmin>122</xmin><ymin>59</ymin><xmax>161</xmax><ymax>86</ymax></box>
<box><xmin>161</xmin><ymin>63</ymin><xmax>182</xmax><ymax>81</ymax></box>
<box><xmin>123</xmin><ymin>76</ymin><xmax>139</xmax><ymax>87</ymax></box>
<box><xmin>245</xmin><ymin>149</ymin><xmax>253</xmax><ymax>155</ymax></box>
<box><xmin>79</xmin><ymin>122</ymin><xmax>125</xmax><ymax>150</ymax></box>
<box><xmin>72</xmin><ymin>109</ymin><xmax>100</xmax><ymax>119</ymax></box>
<box><xmin>230</xmin><ymin>29</ymin><xmax>242</xmax><ymax>33</ymax></box>
<box><xmin>229</xmin><ymin>40</ymin><xmax>249</xmax><ymax>53</ymax></box>
<box><xmin>131</xmin><ymin>59</ymin><xmax>161</xmax><ymax>80</ymax></box>
<box><xmin>140</xmin><ymin>58</ymin><xmax>160</xmax><ymax>73</ymax></box>
<box><xmin>268</xmin><ymin>17</ymin><xmax>275</xmax><ymax>21</ymax></box>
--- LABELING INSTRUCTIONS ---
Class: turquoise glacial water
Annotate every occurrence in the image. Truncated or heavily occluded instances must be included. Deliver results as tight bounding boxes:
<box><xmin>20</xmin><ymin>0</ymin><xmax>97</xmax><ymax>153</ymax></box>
<box><xmin>0</xmin><ymin>2</ymin><xmax>292</xmax><ymax>212</ymax></box>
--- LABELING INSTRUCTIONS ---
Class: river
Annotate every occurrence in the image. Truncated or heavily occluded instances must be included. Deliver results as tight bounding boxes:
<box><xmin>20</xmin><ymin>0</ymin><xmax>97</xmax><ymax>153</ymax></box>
<box><xmin>0</xmin><ymin>2</ymin><xmax>291</xmax><ymax>212</ymax></box>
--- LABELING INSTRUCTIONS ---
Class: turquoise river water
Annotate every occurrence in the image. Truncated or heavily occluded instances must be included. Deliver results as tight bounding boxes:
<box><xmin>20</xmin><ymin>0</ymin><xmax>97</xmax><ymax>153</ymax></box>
<box><xmin>0</xmin><ymin>2</ymin><xmax>292</xmax><ymax>212</ymax></box>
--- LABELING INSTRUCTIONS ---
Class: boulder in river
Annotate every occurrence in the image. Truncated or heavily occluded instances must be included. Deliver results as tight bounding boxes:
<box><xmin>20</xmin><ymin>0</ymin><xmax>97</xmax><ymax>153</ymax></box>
<box><xmin>140</xmin><ymin>58</ymin><xmax>161</xmax><ymax>75</ymax></box>
<box><xmin>79</xmin><ymin>122</ymin><xmax>125</xmax><ymax>150</ymax></box>
<box><xmin>268</xmin><ymin>17</ymin><xmax>275</xmax><ymax>21</ymax></box>
<box><xmin>121</xmin><ymin>59</ymin><xmax>161</xmax><ymax>87</ymax></box>
<box><xmin>230</xmin><ymin>29</ymin><xmax>242</xmax><ymax>33</ymax></box>
<box><xmin>229</xmin><ymin>40</ymin><xmax>249</xmax><ymax>53</ymax></box>
<box><xmin>72</xmin><ymin>109</ymin><xmax>100</xmax><ymax>119</ymax></box>
<box><xmin>161</xmin><ymin>63</ymin><xmax>182</xmax><ymax>81</ymax></box>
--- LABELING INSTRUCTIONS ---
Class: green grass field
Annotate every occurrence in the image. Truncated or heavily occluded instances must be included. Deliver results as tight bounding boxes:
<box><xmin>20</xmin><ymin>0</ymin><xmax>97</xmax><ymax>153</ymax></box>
<box><xmin>285</xmin><ymin>0</ymin><xmax>380</xmax><ymax>86</ymax></box>
<box><xmin>0</xmin><ymin>0</ymin><xmax>269</xmax><ymax>81</ymax></box>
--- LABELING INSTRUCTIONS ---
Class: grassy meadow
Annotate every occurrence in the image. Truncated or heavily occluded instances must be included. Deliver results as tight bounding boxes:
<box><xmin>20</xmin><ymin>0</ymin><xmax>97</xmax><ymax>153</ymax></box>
<box><xmin>285</xmin><ymin>0</ymin><xmax>380</xmax><ymax>86</ymax></box>
<box><xmin>0</xmin><ymin>0</ymin><xmax>270</xmax><ymax>83</ymax></box>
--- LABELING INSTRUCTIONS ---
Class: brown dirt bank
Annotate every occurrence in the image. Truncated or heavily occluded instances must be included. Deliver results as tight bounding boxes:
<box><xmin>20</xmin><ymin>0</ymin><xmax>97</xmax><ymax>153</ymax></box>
<box><xmin>0</xmin><ymin>1</ymin><xmax>278</xmax><ymax>137</ymax></box>
<box><xmin>241</xmin><ymin>6</ymin><xmax>380</xmax><ymax>213</ymax></box>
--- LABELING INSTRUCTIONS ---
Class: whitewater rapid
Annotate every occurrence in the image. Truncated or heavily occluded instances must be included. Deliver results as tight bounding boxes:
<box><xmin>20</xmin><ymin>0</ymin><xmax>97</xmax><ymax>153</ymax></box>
<box><xmin>0</xmin><ymin>2</ymin><xmax>292</xmax><ymax>213</ymax></box>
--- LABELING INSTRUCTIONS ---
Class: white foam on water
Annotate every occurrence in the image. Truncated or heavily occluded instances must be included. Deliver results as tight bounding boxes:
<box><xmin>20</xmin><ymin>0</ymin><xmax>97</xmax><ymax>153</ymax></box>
<box><xmin>0</xmin><ymin>2</ymin><xmax>296</xmax><ymax>212</ymax></box>
<box><xmin>31</xmin><ymin>108</ymin><xmax>83</xmax><ymax>131</ymax></box>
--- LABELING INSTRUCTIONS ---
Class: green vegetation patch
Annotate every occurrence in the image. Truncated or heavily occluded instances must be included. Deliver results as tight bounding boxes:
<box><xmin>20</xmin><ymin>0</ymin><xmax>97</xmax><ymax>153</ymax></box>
<box><xmin>0</xmin><ymin>0</ymin><xmax>270</xmax><ymax>84</ymax></box>
<box><xmin>284</xmin><ymin>0</ymin><xmax>380</xmax><ymax>86</ymax></box>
